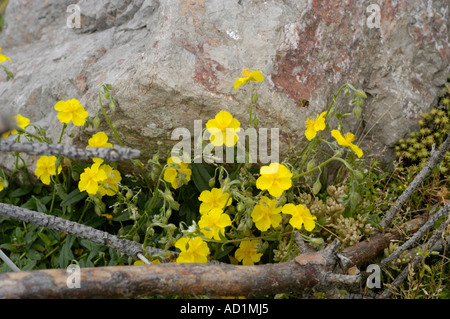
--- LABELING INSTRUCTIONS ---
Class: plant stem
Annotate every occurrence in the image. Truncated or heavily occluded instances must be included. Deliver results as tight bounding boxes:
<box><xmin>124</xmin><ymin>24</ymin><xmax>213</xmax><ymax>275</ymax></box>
<box><xmin>292</xmin><ymin>156</ymin><xmax>350</xmax><ymax>181</ymax></box>
<box><xmin>58</xmin><ymin>123</ymin><xmax>67</xmax><ymax>144</ymax></box>
<box><xmin>77</xmin><ymin>202</ymin><xmax>91</xmax><ymax>224</ymax></box>
<box><xmin>98</xmin><ymin>86</ymin><xmax>123</xmax><ymax>147</ymax></box>
<box><xmin>49</xmin><ymin>187</ymin><xmax>57</xmax><ymax>214</ymax></box>
<box><xmin>249</xmin><ymin>87</ymin><xmax>254</xmax><ymax>127</ymax></box>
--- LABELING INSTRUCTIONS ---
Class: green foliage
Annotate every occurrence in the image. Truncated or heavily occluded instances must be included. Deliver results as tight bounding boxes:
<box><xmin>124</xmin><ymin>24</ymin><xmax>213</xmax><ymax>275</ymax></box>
<box><xmin>0</xmin><ymin>68</ymin><xmax>448</xmax><ymax>298</ymax></box>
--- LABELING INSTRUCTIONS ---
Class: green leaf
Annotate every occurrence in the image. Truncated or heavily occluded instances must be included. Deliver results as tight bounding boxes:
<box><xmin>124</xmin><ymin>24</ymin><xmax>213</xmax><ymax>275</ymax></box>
<box><xmin>59</xmin><ymin>235</ymin><xmax>76</xmax><ymax>268</ymax></box>
<box><xmin>10</xmin><ymin>187</ymin><xmax>33</xmax><ymax>198</ymax></box>
<box><xmin>191</xmin><ymin>163</ymin><xmax>212</xmax><ymax>192</ymax></box>
<box><xmin>22</xmin><ymin>260</ymin><xmax>36</xmax><ymax>271</ymax></box>
<box><xmin>214</xmin><ymin>244</ymin><xmax>234</xmax><ymax>260</ymax></box>
<box><xmin>60</xmin><ymin>189</ymin><xmax>87</xmax><ymax>208</ymax></box>
<box><xmin>33</xmin><ymin>196</ymin><xmax>48</xmax><ymax>214</ymax></box>
<box><xmin>38</xmin><ymin>232</ymin><xmax>57</xmax><ymax>247</ymax></box>
<box><xmin>179</xmin><ymin>204</ymin><xmax>197</xmax><ymax>226</ymax></box>
<box><xmin>26</xmin><ymin>249</ymin><xmax>42</xmax><ymax>261</ymax></box>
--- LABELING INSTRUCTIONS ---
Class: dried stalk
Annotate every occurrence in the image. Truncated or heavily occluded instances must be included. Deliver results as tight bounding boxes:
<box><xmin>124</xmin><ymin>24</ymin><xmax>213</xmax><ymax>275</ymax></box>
<box><xmin>378</xmin><ymin>213</ymin><xmax>450</xmax><ymax>299</ymax></box>
<box><xmin>0</xmin><ymin>140</ymin><xmax>140</xmax><ymax>161</ymax></box>
<box><xmin>0</xmin><ymin>203</ymin><xmax>173</xmax><ymax>260</ymax></box>
<box><xmin>379</xmin><ymin>203</ymin><xmax>448</xmax><ymax>269</ymax></box>
<box><xmin>378</xmin><ymin>133</ymin><xmax>450</xmax><ymax>230</ymax></box>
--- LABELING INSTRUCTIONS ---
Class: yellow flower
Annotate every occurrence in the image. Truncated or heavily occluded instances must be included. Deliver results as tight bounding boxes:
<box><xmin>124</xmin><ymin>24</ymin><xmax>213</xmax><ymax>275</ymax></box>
<box><xmin>255</xmin><ymin>163</ymin><xmax>292</xmax><ymax>197</ymax></box>
<box><xmin>205</xmin><ymin>110</ymin><xmax>241</xmax><ymax>147</ymax></box>
<box><xmin>163</xmin><ymin>156</ymin><xmax>192</xmax><ymax>189</ymax></box>
<box><xmin>281</xmin><ymin>203</ymin><xmax>316</xmax><ymax>231</ymax></box>
<box><xmin>87</xmin><ymin>131</ymin><xmax>112</xmax><ymax>148</ymax></box>
<box><xmin>78</xmin><ymin>162</ymin><xmax>108</xmax><ymax>195</ymax></box>
<box><xmin>331</xmin><ymin>130</ymin><xmax>363</xmax><ymax>158</ymax></box>
<box><xmin>1</xmin><ymin>114</ymin><xmax>30</xmax><ymax>138</ymax></box>
<box><xmin>54</xmin><ymin>98</ymin><xmax>88</xmax><ymax>126</ymax></box>
<box><xmin>234</xmin><ymin>240</ymin><xmax>263</xmax><ymax>265</ymax></box>
<box><xmin>234</xmin><ymin>68</ymin><xmax>264</xmax><ymax>89</ymax></box>
<box><xmin>134</xmin><ymin>258</ymin><xmax>160</xmax><ymax>265</ymax></box>
<box><xmin>34</xmin><ymin>156</ymin><xmax>62</xmax><ymax>185</ymax></box>
<box><xmin>0</xmin><ymin>177</ymin><xmax>7</xmax><ymax>192</ymax></box>
<box><xmin>305</xmin><ymin>111</ymin><xmax>327</xmax><ymax>141</ymax></box>
<box><xmin>251</xmin><ymin>196</ymin><xmax>282</xmax><ymax>231</ymax></box>
<box><xmin>0</xmin><ymin>47</ymin><xmax>11</xmax><ymax>63</ymax></box>
<box><xmin>87</xmin><ymin>131</ymin><xmax>113</xmax><ymax>164</ymax></box>
<box><xmin>101</xmin><ymin>213</ymin><xmax>114</xmax><ymax>220</ymax></box>
<box><xmin>175</xmin><ymin>237</ymin><xmax>210</xmax><ymax>263</ymax></box>
<box><xmin>198</xmin><ymin>208</ymin><xmax>232</xmax><ymax>240</ymax></box>
<box><xmin>98</xmin><ymin>164</ymin><xmax>122</xmax><ymax>196</ymax></box>
<box><xmin>198</xmin><ymin>188</ymin><xmax>232</xmax><ymax>215</ymax></box>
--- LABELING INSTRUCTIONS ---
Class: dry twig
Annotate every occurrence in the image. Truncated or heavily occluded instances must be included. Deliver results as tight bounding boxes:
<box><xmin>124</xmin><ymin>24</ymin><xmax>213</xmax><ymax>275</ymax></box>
<box><xmin>378</xmin><ymin>133</ymin><xmax>450</xmax><ymax>230</ymax></box>
<box><xmin>0</xmin><ymin>140</ymin><xmax>141</xmax><ymax>161</ymax></box>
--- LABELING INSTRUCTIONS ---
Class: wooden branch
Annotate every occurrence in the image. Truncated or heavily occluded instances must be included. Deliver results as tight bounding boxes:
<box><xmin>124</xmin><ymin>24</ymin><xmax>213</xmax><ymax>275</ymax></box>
<box><xmin>0</xmin><ymin>140</ymin><xmax>141</xmax><ymax>161</ymax></box>
<box><xmin>337</xmin><ymin>212</ymin><xmax>429</xmax><ymax>272</ymax></box>
<box><xmin>0</xmin><ymin>211</ymin><xmax>431</xmax><ymax>298</ymax></box>
<box><xmin>378</xmin><ymin>133</ymin><xmax>450</xmax><ymax>230</ymax></box>
<box><xmin>0</xmin><ymin>203</ymin><xmax>173</xmax><ymax>260</ymax></box>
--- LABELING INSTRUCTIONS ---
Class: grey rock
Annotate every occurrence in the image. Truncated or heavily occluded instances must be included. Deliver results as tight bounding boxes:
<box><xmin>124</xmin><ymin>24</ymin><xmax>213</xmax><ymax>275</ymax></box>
<box><xmin>0</xmin><ymin>0</ymin><xmax>448</xmax><ymax>175</ymax></box>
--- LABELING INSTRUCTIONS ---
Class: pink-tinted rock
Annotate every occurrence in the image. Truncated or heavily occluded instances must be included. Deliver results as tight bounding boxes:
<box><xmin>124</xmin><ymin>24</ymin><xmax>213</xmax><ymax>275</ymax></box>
<box><xmin>0</xmin><ymin>0</ymin><xmax>448</xmax><ymax>171</ymax></box>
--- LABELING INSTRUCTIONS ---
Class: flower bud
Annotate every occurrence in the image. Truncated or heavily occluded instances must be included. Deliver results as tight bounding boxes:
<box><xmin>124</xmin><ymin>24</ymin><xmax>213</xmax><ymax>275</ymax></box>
<box><xmin>355</xmin><ymin>90</ymin><xmax>367</xmax><ymax>98</ymax></box>
<box><xmin>93</xmin><ymin>116</ymin><xmax>100</xmax><ymax>129</ymax></box>
<box><xmin>306</xmin><ymin>159</ymin><xmax>315</xmax><ymax>172</ymax></box>
<box><xmin>237</xmin><ymin>202</ymin><xmax>245</xmax><ymax>213</ymax></box>
<box><xmin>352</xmin><ymin>170</ymin><xmax>364</xmax><ymax>180</ymax></box>
<box><xmin>313</xmin><ymin>179</ymin><xmax>321</xmax><ymax>195</ymax></box>
<box><xmin>71</xmin><ymin>170</ymin><xmax>79</xmax><ymax>181</ymax></box>
<box><xmin>353</xmin><ymin>105</ymin><xmax>362</xmax><ymax>117</ymax></box>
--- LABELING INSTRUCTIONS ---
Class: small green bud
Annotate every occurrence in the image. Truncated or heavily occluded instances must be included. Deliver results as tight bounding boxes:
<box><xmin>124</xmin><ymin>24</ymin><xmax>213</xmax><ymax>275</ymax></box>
<box><xmin>252</xmin><ymin>91</ymin><xmax>259</xmax><ymax>104</ymax></box>
<box><xmin>237</xmin><ymin>202</ymin><xmax>245</xmax><ymax>213</ymax></box>
<box><xmin>352</xmin><ymin>170</ymin><xmax>364</xmax><ymax>180</ymax></box>
<box><xmin>109</xmin><ymin>101</ymin><xmax>116</xmax><ymax>112</ymax></box>
<box><xmin>306</xmin><ymin>159</ymin><xmax>315</xmax><ymax>172</ymax></box>
<box><xmin>313</xmin><ymin>179</ymin><xmax>321</xmax><ymax>195</ymax></box>
<box><xmin>93</xmin><ymin>116</ymin><xmax>100</xmax><ymax>129</ymax></box>
<box><xmin>349</xmin><ymin>191</ymin><xmax>360</xmax><ymax>206</ymax></box>
<box><xmin>253</xmin><ymin>117</ymin><xmax>260</xmax><ymax>127</ymax></box>
<box><xmin>71</xmin><ymin>170</ymin><xmax>79</xmax><ymax>181</ymax></box>
<box><xmin>353</xmin><ymin>105</ymin><xmax>362</xmax><ymax>117</ymax></box>
<box><xmin>208</xmin><ymin>178</ymin><xmax>216</xmax><ymax>188</ymax></box>
<box><xmin>94</xmin><ymin>205</ymin><xmax>102</xmax><ymax>216</ymax></box>
<box><xmin>355</xmin><ymin>90</ymin><xmax>367</xmax><ymax>99</ymax></box>
<box><xmin>125</xmin><ymin>189</ymin><xmax>133</xmax><ymax>200</ymax></box>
